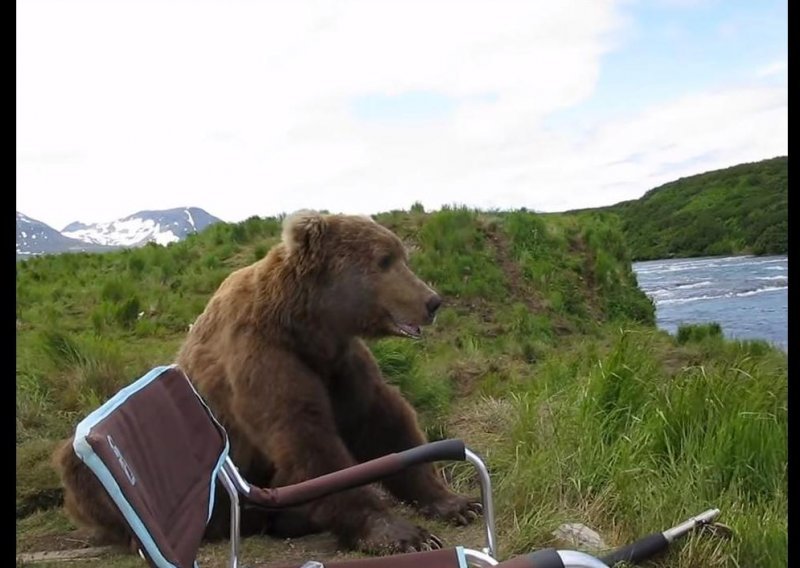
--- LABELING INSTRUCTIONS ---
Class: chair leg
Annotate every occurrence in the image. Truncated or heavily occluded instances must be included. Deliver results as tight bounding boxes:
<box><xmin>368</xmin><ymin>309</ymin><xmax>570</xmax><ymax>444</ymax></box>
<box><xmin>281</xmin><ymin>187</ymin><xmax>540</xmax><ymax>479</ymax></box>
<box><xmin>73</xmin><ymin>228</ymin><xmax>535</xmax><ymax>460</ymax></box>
<box><xmin>218</xmin><ymin>468</ymin><xmax>241</xmax><ymax>568</ymax></box>
<box><xmin>465</xmin><ymin>448</ymin><xmax>497</xmax><ymax>559</ymax></box>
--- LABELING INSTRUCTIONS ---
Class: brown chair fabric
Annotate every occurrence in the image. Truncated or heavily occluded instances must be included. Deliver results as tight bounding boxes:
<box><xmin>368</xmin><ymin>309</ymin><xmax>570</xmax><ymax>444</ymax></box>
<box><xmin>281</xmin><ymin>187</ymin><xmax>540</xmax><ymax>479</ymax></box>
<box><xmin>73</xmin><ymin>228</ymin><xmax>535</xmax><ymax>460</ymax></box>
<box><xmin>76</xmin><ymin>366</ymin><xmax>477</xmax><ymax>568</ymax></box>
<box><xmin>76</xmin><ymin>366</ymin><xmax>228</xmax><ymax>568</ymax></box>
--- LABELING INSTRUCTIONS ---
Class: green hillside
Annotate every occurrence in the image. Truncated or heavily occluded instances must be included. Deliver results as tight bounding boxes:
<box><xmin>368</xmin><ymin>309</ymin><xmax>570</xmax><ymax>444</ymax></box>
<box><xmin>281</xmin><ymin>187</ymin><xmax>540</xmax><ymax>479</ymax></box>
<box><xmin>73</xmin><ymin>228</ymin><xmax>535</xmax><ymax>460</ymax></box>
<box><xmin>16</xmin><ymin>208</ymin><xmax>787</xmax><ymax>567</ymax></box>
<box><xmin>580</xmin><ymin>156</ymin><xmax>787</xmax><ymax>261</ymax></box>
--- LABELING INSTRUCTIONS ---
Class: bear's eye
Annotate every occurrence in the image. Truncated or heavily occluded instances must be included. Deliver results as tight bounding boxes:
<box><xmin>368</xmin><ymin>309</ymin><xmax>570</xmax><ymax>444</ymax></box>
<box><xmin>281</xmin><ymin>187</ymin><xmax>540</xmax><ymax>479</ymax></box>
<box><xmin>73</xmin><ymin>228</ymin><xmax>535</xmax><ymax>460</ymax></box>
<box><xmin>378</xmin><ymin>254</ymin><xmax>393</xmax><ymax>271</ymax></box>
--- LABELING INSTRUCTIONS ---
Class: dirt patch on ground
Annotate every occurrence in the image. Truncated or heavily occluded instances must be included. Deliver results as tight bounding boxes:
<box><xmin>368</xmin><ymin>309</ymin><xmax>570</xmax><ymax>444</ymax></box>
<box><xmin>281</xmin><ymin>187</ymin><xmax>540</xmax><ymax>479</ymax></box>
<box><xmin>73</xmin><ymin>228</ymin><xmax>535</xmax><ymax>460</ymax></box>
<box><xmin>568</xmin><ymin>233</ymin><xmax>603</xmax><ymax>324</ymax></box>
<box><xmin>482</xmin><ymin>221</ymin><xmax>578</xmax><ymax>336</ymax></box>
<box><xmin>17</xmin><ymin>529</ymin><xmax>101</xmax><ymax>553</ymax></box>
<box><xmin>18</xmin><ymin>509</ymin><xmax>488</xmax><ymax>567</ymax></box>
<box><xmin>483</xmin><ymin>224</ymin><xmax>544</xmax><ymax>314</ymax></box>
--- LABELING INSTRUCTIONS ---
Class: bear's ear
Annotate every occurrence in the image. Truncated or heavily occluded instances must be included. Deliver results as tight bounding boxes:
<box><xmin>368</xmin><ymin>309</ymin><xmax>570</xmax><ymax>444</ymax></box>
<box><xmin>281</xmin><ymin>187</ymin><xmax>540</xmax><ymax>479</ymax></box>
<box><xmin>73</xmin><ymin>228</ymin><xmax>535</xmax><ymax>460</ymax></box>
<box><xmin>282</xmin><ymin>210</ymin><xmax>328</xmax><ymax>256</ymax></box>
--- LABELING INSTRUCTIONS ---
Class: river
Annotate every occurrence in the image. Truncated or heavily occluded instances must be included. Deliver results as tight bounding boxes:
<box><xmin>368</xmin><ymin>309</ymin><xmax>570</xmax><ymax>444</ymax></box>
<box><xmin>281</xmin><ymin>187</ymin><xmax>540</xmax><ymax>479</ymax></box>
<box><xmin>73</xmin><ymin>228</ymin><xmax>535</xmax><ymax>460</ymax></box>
<box><xmin>632</xmin><ymin>255</ymin><xmax>788</xmax><ymax>350</ymax></box>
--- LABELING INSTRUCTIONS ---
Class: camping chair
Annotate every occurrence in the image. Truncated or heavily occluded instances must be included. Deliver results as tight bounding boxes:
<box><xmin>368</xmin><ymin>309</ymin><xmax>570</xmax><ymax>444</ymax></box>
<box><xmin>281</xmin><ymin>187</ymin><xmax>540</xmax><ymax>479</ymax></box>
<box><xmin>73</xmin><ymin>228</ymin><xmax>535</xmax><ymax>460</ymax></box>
<box><xmin>71</xmin><ymin>365</ymin><xmax>722</xmax><ymax>568</ymax></box>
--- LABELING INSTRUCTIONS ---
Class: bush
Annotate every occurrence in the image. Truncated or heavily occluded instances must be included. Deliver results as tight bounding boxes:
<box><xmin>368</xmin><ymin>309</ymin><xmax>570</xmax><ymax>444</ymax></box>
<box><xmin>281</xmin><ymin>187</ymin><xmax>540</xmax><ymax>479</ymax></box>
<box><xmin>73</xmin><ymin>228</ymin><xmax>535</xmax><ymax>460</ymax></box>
<box><xmin>412</xmin><ymin>207</ymin><xmax>506</xmax><ymax>298</ymax></box>
<box><xmin>253</xmin><ymin>244</ymin><xmax>268</xmax><ymax>261</ymax></box>
<box><xmin>127</xmin><ymin>255</ymin><xmax>146</xmax><ymax>275</ymax></box>
<box><xmin>101</xmin><ymin>278</ymin><xmax>133</xmax><ymax>303</ymax></box>
<box><xmin>114</xmin><ymin>295</ymin><xmax>141</xmax><ymax>329</ymax></box>
<box><xmin>676</xmin><ymin>322</ymin><xmax>723</xmax><ymax>344</ymax></box>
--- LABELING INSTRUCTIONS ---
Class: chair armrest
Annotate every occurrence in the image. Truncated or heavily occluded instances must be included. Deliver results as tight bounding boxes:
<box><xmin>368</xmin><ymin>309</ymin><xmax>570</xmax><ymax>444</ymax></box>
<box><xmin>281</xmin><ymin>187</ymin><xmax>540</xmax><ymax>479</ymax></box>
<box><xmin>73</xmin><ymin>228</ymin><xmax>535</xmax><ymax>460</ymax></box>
<box><xmin>244</xmin><ymin>439</ymin><xmax>466</xmax><ymax>508</ymax></box>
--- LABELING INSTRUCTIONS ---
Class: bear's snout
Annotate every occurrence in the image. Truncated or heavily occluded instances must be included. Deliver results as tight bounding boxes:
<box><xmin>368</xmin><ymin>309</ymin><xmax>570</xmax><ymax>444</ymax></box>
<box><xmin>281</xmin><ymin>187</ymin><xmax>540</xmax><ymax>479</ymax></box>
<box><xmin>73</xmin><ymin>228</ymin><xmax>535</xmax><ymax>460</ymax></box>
<box><xmin>425</xmin><ymin>294</ymin><xmax>442</xmax><ymax>318</ymax></box>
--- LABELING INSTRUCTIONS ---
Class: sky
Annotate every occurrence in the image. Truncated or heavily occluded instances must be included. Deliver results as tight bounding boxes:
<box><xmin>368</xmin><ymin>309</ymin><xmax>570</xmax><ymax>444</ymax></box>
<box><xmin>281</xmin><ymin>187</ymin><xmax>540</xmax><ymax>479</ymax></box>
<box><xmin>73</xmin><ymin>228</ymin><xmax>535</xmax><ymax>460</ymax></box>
<box><xmin>16</xmin><ymin>0</ymin><xmax>787</xmax><ymax>231</ymax></box>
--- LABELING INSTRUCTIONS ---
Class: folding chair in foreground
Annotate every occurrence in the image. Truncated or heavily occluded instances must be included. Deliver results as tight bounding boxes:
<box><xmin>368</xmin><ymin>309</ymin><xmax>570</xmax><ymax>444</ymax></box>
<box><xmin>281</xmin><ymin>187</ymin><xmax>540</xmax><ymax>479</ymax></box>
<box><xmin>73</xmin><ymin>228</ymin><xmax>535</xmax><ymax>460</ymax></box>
<box><xmin>71</xmin><ymin>365</ymin><xmax>723</xmax><ymax>568</ymax></box>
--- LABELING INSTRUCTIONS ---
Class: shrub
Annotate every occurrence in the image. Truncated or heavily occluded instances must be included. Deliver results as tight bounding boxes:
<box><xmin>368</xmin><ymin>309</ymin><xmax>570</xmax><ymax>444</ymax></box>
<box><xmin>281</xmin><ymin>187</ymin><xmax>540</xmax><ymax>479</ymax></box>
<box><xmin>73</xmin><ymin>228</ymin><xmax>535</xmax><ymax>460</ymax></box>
<box><xmin>676</xmin><ymin>322</ymin><xmax>723</xmax><ymax>344</ymax></box>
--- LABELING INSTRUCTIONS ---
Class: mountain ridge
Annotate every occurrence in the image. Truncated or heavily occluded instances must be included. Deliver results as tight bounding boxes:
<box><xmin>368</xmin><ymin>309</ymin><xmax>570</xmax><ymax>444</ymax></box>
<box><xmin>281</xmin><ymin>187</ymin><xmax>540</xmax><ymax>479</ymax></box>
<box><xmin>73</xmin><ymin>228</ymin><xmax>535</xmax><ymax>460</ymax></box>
<box><xmin>16</xmin><ymin>212</ymin><xmax>117</xmax><ymax>258</ymax></box>
<box><xmin>16</xmin><ymin>207</ymin><xmax>222</xmax><ymax>258</ymax></box>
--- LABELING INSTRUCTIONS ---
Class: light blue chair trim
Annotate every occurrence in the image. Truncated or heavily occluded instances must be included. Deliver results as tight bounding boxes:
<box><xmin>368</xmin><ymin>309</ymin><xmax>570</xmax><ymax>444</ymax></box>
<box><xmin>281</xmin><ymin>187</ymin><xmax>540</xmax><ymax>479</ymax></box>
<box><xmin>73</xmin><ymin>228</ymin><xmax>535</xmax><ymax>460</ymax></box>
<box><xmin>73</xmin><ymin>365</ymin><xmax>229</xmax><ymax>568</ymax></box>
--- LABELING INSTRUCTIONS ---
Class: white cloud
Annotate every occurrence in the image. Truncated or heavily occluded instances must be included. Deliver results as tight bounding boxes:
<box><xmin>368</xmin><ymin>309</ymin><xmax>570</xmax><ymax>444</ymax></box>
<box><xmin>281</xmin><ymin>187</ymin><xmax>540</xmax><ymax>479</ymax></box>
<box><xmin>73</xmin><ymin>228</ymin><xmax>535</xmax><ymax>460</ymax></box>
<box><xmin>756</xmin><ymin>60</ymin><xmax>787</xmax><ymax>78</ymax></box>
<box><xmin>521</xmin><ymin>85</ymin><xmax>788</xmax><ymax>211</ymax></box>
<box><xmin>16</xmin><ymin>0</ymin><xmax>786</xmax><ymax>230</ymax></box>
<box><xmin>301</xmin><ymin>84</ymin><xmax>787</xmax><ymax>216</ymax></box>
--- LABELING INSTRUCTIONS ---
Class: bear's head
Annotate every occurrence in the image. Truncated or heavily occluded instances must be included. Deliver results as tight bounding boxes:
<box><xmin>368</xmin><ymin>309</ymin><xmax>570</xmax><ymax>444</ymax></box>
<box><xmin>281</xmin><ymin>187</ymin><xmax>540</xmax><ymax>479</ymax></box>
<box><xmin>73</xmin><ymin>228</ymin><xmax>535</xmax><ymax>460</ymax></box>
<box><xmin>282</xmin><ymin>210</ymin><xmax>442</xmax><ymax>339</ymax></box>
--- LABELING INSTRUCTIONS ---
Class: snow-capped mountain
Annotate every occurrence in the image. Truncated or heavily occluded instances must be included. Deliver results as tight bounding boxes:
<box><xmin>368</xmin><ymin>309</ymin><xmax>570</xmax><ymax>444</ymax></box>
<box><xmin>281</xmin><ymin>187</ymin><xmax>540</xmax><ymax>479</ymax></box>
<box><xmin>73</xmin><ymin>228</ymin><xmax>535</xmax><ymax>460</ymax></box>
<box><xmin>62</xmin><ymin>207</ymin><xmax>221</xmax><ymax>248</ymax></box>
<box><xmin>16</xmin><ymin>212</ymin><xmax>115</xmax><ymax>258</ymax></box>
<box><xmin>16</xmin><ymin>207</ymin><xmax>222</xmax><ymax>259</ymax></box>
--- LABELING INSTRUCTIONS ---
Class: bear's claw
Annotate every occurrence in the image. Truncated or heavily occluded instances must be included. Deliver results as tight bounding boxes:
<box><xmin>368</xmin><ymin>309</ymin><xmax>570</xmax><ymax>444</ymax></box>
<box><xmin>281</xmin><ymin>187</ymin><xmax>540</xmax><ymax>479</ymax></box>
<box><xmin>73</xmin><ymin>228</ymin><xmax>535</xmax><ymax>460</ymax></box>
<box><xmin>354</xmin><ymin>514</ymin><xmax>439</xmax><ymax>555</ymax></box>
<box><xmin>429</xmin><ymin>533</ymin><xmax>443</xmax><ymax>549</ymax></box>
<box><xmin>420</xmin><ymin>493</ymin><xmax>484</xmax><ymax>526</ymax></box>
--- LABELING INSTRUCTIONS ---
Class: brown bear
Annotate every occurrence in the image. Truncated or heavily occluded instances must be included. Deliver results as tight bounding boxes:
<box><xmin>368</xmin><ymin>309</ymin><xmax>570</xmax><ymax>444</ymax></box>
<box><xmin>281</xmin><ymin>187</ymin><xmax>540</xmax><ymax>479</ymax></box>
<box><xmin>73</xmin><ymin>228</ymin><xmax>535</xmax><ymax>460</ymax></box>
<box><xmin>55</xmin><ymin>210</ymin><xmax>480</xmax><ymax>555</ymax></box>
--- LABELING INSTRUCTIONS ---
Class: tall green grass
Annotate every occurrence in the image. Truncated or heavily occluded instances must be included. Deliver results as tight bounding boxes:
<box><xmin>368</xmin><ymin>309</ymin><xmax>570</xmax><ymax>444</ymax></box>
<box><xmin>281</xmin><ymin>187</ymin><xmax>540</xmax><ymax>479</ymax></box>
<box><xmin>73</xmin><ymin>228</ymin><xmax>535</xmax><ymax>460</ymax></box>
<box><xmin>503</xmin><ymin>210</ymin><xmax>655</xmax><ymax>327</ymax></box>
<box><xmin>677</xmin><ymin>322</ymin><xmax>723</xmax><ymax>344</ymax></box>
<box><xmin>412</xmin><ymin>206</ymin><xmax>507</xmax><ymax>299</ymax></box>
<box><xmin>481</xmin><ymin>328</ymin><xmax>787</xmax><ymax>567</ymax></box>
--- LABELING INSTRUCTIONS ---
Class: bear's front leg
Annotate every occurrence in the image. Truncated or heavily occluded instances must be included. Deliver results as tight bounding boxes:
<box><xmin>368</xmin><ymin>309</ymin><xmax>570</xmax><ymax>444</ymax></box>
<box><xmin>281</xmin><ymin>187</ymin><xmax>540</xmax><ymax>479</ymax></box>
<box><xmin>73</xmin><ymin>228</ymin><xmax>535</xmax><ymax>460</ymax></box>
<box><xmin>334</xmin><ymin>340</ymin><xmax>483</xmax><ymax>526</ymax></box>
<box><xmin>232</xmin><ymin>351</ymin><xmax>441</xmax><ymax>555</ymax></box>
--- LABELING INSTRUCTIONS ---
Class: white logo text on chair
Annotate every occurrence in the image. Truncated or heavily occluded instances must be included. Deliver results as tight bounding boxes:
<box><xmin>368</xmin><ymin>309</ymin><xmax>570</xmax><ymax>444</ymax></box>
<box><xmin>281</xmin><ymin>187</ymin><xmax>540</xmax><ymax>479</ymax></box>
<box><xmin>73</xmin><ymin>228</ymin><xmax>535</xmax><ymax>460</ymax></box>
<box><xmin>107</xmin><ymin>435</ymin><xmax>137</xmax><ymax>486</ymax></box>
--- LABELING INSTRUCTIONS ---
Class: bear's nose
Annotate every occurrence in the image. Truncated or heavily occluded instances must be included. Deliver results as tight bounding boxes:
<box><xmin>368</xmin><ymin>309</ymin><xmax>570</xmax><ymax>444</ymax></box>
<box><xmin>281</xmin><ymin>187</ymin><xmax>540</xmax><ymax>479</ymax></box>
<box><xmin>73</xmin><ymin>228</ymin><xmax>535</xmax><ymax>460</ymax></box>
<box><xmin>426</xmin><ymin>295</ymin><xmax>442</xmax><ymax>317</ymax></box>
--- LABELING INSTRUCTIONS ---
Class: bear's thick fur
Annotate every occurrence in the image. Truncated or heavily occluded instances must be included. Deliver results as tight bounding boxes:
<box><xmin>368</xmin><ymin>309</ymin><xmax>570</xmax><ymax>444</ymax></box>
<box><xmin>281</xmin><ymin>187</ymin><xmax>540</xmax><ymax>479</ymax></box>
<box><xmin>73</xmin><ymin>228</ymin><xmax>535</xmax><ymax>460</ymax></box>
<box><xmin>55</xmin><ymin>211</ymin><xmax>479</xmax><ymax>555</ymax></box>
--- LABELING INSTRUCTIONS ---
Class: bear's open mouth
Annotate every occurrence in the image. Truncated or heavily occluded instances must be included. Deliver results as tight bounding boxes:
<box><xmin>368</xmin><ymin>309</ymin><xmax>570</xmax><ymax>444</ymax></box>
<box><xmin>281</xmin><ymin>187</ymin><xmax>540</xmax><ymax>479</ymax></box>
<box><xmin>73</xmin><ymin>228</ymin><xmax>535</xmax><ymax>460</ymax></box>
<box><xmin>393</xmin><ymin>321</ymin><xmax>422</xmax><ymax>339</ymax></box>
